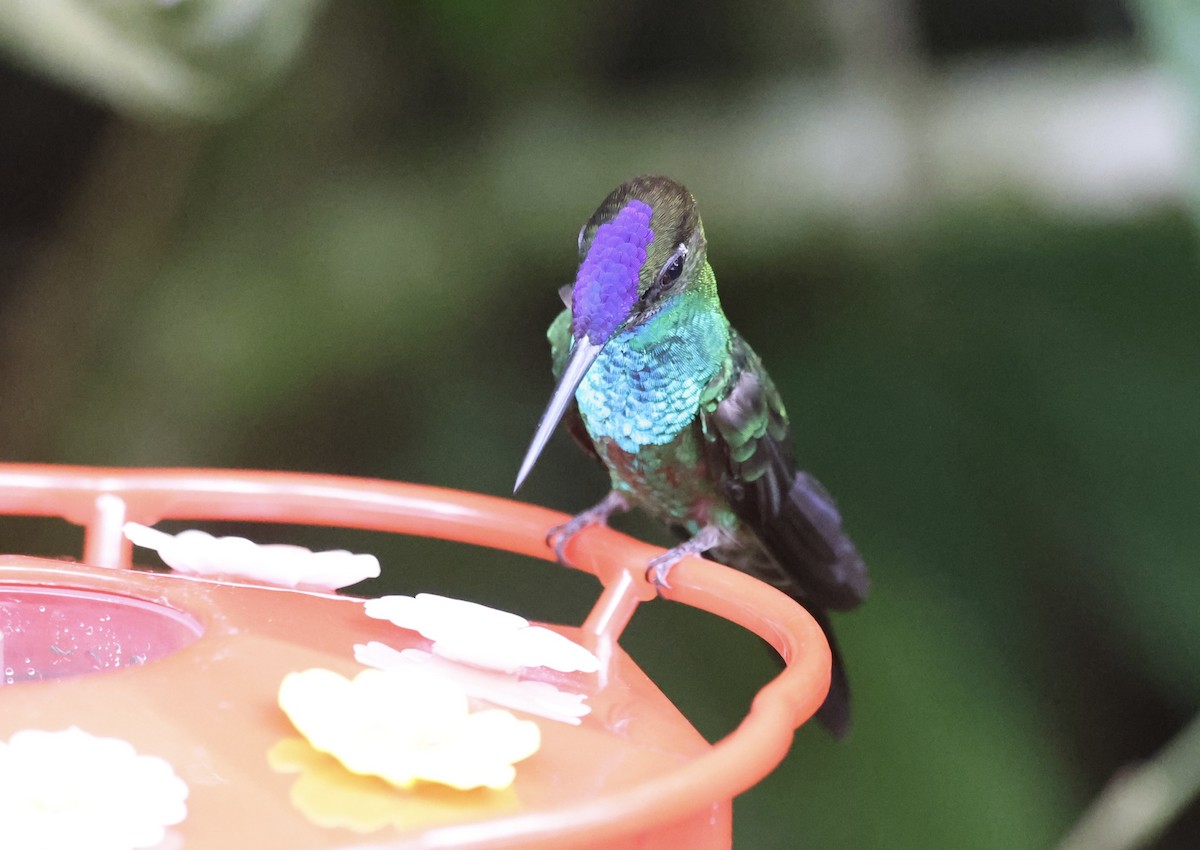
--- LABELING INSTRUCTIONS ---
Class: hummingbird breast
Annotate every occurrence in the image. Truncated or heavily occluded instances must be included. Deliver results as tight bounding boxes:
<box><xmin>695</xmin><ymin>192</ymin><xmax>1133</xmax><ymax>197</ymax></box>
<box><xmin>574</xmin><ymin>295</ymin><xmax>730</xmax><ymax>453</ymax></box>
<box><xmin>573</xmin><ymin>293</ymin><xmax>733</xmax><ymax>528</ymax></box>
<box><xmin>594</xmin><ymin>426</ymin><xmax>728</xmax><ymax>530</ymax></box>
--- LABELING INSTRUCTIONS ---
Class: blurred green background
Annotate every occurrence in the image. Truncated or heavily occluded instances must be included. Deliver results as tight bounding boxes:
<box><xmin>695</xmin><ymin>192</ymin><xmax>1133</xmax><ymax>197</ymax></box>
<box><xmin>0</xmin><ymin>1</ymin><xmax>1197</xmax><ymax>848</ymax></box>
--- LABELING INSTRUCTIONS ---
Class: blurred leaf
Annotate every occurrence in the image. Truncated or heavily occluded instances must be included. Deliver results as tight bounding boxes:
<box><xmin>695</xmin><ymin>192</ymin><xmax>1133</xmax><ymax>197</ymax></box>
<box><xmin>1136</xmin><ymin>0</ymin><xmax>1200</xmax><ymax>217</ymax></box>
<box><xmin>0</xmin><ymin>0</ymin><xmax>325</xmax><ymax>120</ymax></box>
<box><xmin>1060</xmin><ymin>711</ymin><xmax>1200</xmax><ymax>850</ymax></box>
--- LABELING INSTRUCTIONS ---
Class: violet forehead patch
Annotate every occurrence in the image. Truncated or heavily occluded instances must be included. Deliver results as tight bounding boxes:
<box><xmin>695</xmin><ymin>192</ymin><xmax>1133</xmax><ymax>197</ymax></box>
<box><xmin>571</xmin><ymin>199</ymin><xmax>654</xmax><ymax>344</ymax></box>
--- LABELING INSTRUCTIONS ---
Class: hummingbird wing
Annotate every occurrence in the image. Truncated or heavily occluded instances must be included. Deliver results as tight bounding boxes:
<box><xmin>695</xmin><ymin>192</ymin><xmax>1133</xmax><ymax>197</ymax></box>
<box><xmin>700</xmin><ymin>332</ymin><xmax>869</xmax><ymax>611</ymax></box>
<box><xmin>548</xmin><ymin>307</ymin><xmax>604</xmax><ymax>465</ymax></box>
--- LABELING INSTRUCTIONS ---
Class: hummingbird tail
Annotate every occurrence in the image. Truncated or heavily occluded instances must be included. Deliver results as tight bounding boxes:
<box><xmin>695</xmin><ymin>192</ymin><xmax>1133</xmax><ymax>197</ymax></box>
<box><xmin>811</xmin><ymin>606</ymin><xmax>852</xmax><ymax>739</ymax></box>
<box><xmin>772</xmin><ymin>605</ymin><xmax>850</xmax><ymax>738</ymax></box>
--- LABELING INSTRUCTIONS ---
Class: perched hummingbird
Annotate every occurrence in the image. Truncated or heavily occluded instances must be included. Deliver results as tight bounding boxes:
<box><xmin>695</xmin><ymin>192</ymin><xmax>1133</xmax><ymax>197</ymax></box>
<box><xmin>514</xmin><ymin>176</ymin><xmax>869</xmax><ymax>737</ymax></box>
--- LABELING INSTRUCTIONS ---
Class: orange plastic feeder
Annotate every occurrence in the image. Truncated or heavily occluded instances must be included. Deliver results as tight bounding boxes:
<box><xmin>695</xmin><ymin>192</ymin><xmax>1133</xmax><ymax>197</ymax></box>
<box><xmin>0</xmin><ymin>464</ymin><xmax>832</xmax><ymax>849</ymax></box>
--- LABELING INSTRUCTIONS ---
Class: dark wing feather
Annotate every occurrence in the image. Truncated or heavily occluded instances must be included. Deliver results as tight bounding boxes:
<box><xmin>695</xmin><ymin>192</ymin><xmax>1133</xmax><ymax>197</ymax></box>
<box><xmin>700</xmin><ymin>332</ymin><xmax>869</xmax><ymax>611</ymax></box>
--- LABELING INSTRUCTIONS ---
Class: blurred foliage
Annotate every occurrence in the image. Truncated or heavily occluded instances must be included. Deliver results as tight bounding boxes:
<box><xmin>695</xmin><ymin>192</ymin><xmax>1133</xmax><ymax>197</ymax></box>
<box><xmin>0</xmin><ymin>0</ymin><xmax>324</xmax><ymax>120</ymax></box>
<box><xmin>0</xmin><ymin>1</ymin><xmax>1197</xmax><ymax>848</ymax></box>
<box><xmin>1137</xmin><ymin>0</ymin><xmax>1200</xmax><ymax>214</ymax></box>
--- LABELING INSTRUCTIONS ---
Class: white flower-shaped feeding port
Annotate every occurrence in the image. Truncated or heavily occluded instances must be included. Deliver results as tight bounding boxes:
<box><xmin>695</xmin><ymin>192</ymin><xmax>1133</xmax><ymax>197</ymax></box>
<box><xmin>354</xmin><ymin>641</ymin><xmax>591</xmax><ymax>726</ymax></box>
<box><xmin>363</xmin><ymin>594</ymin><xmax>601</xmax><ymax>674</ymax></box>
<box><xmin>0</xmin><ymin>727</ymin><xmax>188</xmax><ymax>850</ymax></box>
<box><xmin>278</xmin><ymin>667</ymin><xmax>540</xmax><ymax>791</ymax></box>
<box><xmin>124</xmin><ymin>522</ymin><xmax>380</xmax><ymax>591</ymax></box>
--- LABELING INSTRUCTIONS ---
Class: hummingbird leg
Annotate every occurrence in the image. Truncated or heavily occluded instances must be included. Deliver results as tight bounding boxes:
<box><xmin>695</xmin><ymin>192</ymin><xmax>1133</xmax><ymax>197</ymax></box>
<box><xmin>646</xmin><ymin>525</ymin><xmax>725</xmax><ymax>591</ymax></box>
<box><xmin>547</xmin><ymin>490</ymin><xmax>632</xmax><ymax>564</ymax></box>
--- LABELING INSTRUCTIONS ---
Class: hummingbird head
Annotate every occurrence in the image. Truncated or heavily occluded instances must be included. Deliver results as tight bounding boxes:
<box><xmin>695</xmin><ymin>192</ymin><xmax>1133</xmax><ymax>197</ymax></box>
<box><xmin>570</xmin><ymin>175</ymin><xmax>707</xmax><ymax>346</ymax></box>
<box><xmin>514</xmin><ymin>176</ymin><xmax>708</xmax><ymax>492</ymax></box>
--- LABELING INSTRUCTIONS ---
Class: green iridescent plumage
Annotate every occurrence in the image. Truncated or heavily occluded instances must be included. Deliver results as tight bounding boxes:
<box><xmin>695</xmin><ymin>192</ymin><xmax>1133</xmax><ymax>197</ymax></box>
<box><xmin>520</xmin><ymin>176</ymin><xmax>869</xmax><ymax>737</ymax></box>
<box><xmin>549</xmin><ymin>284</ymin><xmax>735</xmax><ymax>528</ymax></box>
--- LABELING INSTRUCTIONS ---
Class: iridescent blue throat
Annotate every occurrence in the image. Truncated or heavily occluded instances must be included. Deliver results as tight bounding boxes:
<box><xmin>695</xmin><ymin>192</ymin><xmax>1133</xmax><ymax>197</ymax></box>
<box><xmin>575</xmin><ymin>291</ymin><xmax>730</xmax><ymax>452</ymax></box>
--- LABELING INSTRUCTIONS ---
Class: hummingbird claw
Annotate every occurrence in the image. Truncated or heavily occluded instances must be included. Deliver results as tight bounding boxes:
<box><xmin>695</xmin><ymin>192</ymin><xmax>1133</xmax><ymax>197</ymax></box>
<box><xmin>646</xmin><ymin>551</ymin><xmax>681</xmax><ymax>592</ymax></box>
<box><xmin>546</xmin><ymin>516</ymin><xmax>588</xmax><ymax>565</ymax></box>
<box><xmin>643</xmin><ymin>525</ymin><xmax>726</xmax><ymax>594</ymax></box>
<box><xmin>545</xmin><ymin>490</ymin><xmax>632</xmax><ymax>566</ymax></box>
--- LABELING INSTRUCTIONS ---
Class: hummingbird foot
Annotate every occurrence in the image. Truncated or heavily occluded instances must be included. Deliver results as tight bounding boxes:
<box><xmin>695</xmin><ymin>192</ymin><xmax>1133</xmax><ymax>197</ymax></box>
<box><xmin>646</xmin><ymin>525</ymin><xmax>724</xmax><ymax>592</ymax></box>
<box><xmin>547</xmin><ymin>490</ymin><xmax>631</xmax><ymax>564</ymax></box>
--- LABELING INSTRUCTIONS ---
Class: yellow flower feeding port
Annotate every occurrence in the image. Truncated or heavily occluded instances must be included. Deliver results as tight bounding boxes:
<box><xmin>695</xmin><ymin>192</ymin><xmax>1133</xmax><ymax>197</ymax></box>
<box><xmin>0</xmin><ymin>464</ymin><xmax>833</xmax><ymax>849</ymax></box>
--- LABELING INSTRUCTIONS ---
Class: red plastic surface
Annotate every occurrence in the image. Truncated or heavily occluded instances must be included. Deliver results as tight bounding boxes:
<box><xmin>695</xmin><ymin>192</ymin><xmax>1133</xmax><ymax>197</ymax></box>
<box><xmin>0</xmin><ymin>465</ymin><xmax>833</xmax><ymax>849</ymax></box>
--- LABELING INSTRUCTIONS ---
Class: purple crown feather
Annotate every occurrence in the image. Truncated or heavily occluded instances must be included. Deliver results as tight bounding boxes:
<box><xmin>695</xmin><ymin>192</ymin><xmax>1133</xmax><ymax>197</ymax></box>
<box><xmin>572</xmin><ymin>200</ymin><xmax>654</xmax><ymax>343</ymax></box>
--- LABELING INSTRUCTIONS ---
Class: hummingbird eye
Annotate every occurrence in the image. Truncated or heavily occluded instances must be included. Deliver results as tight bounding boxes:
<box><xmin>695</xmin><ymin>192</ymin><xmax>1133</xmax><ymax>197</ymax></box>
<box><xmin>656</xmin><ymin>251</ymin><xmax>685</xmax><ymax>290</ymax></box>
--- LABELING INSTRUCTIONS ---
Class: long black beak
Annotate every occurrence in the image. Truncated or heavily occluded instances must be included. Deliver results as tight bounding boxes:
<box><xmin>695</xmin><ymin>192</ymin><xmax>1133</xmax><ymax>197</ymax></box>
<box><xmin>513</xmin><ymin>337</ymin><xmax>604</xmax><ymax>492</ymax></box>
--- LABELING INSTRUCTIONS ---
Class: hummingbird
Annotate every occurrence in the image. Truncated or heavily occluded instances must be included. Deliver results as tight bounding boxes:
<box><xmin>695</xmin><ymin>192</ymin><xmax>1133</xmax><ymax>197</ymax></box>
<box><xmin>514</xmin><ymin>176</ymin><xmax>869</xmax><ymax>737</ymax></box>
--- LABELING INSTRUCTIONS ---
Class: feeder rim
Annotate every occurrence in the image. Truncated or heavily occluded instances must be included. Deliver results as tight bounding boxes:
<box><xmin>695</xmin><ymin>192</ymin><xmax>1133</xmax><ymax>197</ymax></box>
<box><xmin>0</xmin><ymin>463</ymin><xmax>831</xmax><ymax>850</ymax></box>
